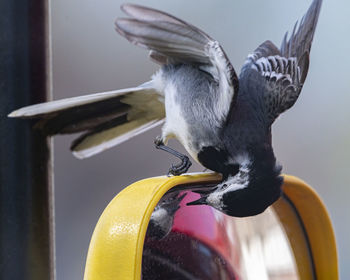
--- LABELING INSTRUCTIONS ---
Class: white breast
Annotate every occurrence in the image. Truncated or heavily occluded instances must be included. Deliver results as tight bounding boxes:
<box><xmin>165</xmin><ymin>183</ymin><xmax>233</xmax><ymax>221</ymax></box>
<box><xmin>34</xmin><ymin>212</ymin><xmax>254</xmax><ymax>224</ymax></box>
<box><xmin>161</xmin><ymin>82</ymin><xmax>198</xmax><ymax>160</ymax></box>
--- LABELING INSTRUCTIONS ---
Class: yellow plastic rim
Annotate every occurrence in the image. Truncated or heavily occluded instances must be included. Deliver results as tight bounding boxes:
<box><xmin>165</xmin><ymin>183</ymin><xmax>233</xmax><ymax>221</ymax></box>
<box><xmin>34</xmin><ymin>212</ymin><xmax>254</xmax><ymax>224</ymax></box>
<box><xmin>83</xmin><ymin>173</ymin><xmax>338</xmax><ymax>280</ymax></box>
<box><xmin>277</xmin><ymin>176</ymin><xmax>339</xmax><ymax>279</ymax></box>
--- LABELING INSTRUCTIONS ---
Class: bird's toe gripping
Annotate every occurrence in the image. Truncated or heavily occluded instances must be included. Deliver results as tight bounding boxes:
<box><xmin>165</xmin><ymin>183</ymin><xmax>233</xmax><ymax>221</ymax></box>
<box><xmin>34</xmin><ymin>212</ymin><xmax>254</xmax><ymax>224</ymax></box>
<box><xmin>168</xmin><ymin>155</ymin><xmax>192</xmax><ymax>176</ymax></box>
<box><xmin>154</xmin><ymin>136</ymin><xmax>192</xmax><ymax>176</ymax></box>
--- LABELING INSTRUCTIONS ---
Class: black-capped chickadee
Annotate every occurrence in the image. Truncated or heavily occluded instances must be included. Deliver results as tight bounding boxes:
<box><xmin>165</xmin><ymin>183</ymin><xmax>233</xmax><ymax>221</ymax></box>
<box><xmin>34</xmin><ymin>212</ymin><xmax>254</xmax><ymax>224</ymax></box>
<box><xmin>9</xmin><ymin>0</ymin><xmax>322</xmax><ymax>217</ymax></box>
<box><xmin>146</xmin><ymin>192</ymin><xmax>186</xmax><ymax>240</ymax></box>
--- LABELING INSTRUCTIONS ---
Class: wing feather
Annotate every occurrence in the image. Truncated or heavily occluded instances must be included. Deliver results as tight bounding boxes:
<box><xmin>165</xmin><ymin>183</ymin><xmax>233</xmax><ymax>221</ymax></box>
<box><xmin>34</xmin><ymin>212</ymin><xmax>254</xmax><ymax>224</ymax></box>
<box><xmin>116</xmin><ymin>3</ymin><xmax>239</xmax><ymax>96</ymax></box>
<box><xmin>241</xmin><ymin>0</ymin><xmax>322</xmax><ymax>124</ymax></box>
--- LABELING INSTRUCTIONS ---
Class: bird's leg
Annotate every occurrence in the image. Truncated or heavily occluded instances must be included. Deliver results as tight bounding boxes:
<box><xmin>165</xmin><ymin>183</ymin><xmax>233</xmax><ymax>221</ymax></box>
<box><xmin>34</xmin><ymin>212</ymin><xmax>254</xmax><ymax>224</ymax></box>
<box><xmin>154</xmin><ymin>136</ymin><xmax>192</xmax><ymax>176</ymax></box>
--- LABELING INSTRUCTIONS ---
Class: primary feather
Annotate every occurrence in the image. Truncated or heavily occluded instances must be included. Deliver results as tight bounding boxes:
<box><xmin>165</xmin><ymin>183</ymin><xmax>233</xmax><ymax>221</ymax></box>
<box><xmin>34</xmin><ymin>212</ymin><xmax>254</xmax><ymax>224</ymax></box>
<box><xmin>116</xmin><ymin>4</ymin><xmax>239</xmax><ymax>92</ymax></box>
<box><xmin>241</xmin><ymin>0</ymin><xmax>322</xmax><ymax>125</ymax></box>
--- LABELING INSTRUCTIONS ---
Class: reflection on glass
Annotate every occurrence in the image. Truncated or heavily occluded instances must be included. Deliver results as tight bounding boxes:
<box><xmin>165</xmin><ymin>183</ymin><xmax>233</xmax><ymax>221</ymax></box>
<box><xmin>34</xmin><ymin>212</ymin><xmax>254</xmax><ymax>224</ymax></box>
<box><xmin>143</xmin><ymin>191</ymin><xmax>299</xmax><ymax>280</ymax></box>
<box><xmin>232</xmin><ymin>208</ymin><xmax>298</xmax><ymax>280</ymax></box>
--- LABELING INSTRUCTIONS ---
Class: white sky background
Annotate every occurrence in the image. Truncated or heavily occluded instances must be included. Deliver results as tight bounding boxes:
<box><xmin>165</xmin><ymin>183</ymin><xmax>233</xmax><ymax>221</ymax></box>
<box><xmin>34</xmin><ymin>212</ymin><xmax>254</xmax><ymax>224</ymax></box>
<box><xmin>52</xmin><ymin>1</ymin><xmax>350</xmax><ymax>279</ymax></box>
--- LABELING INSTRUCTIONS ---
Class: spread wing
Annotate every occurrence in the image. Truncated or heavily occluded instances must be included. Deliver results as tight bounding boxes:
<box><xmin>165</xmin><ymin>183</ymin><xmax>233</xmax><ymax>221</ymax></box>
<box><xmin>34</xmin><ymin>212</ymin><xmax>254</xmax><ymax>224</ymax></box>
<box><xmin>116</xmin><ymin>4</ymin><xmax>239</xmax><ymax>122</ymax></box>
<box><xmin>241</xmin><ymin>0</ymin><xmax>322</xmax><ymax>125</ymax></box>
<box><xmin>9</xmin><ymin>3</ymin><xmax>240</xmax><ymax>159</ymax></box>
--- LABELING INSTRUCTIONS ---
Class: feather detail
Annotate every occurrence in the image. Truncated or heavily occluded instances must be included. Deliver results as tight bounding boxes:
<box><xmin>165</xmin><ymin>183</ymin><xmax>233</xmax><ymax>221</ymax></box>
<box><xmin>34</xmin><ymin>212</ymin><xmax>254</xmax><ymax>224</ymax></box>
<box><xmin>115</xmin><ymin>3</ymin><xmax>239</xmax><ymax>108</ymax></box>
<box><xmin>240</xmin><ymin>0</ymin><xmax>322</xmax><ymax>124</ymax></box>
<box><xmin>8</xmin><ymin>82</ymin><xmax>165</xmax><ymax>158</ymax></box>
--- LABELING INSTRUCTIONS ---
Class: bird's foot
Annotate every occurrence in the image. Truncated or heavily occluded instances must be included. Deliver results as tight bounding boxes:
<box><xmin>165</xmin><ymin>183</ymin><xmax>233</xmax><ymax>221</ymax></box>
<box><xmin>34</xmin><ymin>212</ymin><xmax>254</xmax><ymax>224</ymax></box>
<box><xmin>154</xmin><ymin>136</ymin><xmax>192</xmax><ymax>176</ymax></box>
<box><xmin>168</xmin><ymin>155</ymin><xmax>192</xmax><ymax>176</ymax></box>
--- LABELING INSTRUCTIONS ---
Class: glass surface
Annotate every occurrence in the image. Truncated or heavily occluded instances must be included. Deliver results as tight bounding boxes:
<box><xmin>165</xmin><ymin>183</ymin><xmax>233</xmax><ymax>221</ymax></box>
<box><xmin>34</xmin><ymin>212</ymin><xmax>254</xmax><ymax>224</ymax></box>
<box><xmin>143</xmin><ymin>190</ymin><xmax>299</xmax><ymax>280</ymax></box>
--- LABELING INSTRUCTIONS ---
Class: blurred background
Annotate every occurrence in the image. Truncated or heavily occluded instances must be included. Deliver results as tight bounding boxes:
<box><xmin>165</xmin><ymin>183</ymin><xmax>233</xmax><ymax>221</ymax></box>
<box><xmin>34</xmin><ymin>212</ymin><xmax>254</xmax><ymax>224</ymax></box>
<box><xmin>51</xmin><ymin>0</ymin><xmax>349</xmax><ymax>279</ymax></box>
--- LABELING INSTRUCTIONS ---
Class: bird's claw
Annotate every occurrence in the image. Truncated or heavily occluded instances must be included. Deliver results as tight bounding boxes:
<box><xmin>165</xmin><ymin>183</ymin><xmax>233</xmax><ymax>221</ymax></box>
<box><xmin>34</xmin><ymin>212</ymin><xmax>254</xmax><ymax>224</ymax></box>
<box><xmin>168</xmin><ymin>156</ymin><xmax>192</xmax><ymax>176</ymax></box>
<box><xmin>154</xmin><ymin>136</ymin><xmax>192</xmax><ymax>176</ymax></box>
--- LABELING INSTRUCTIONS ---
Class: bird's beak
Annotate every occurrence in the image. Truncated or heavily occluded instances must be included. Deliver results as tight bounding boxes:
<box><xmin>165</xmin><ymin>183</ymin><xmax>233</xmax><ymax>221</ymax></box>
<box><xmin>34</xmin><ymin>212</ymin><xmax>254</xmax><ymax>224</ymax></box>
<box><xmin>186</xmin><ymin>196</ymin><xmax>208</xmax><ymax>206</ymax></box>
<box><xmin>168</xmin><ymin>192</ymin><xmax>187</xmax><ymax>215</ymax></box>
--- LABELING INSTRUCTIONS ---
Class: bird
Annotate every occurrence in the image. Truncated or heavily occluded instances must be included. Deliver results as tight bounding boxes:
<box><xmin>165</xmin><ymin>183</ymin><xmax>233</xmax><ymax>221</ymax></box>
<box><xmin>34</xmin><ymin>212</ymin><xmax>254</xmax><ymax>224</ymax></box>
<box><xmin>8</xmin><ymin>0</ymin><xmax>323</xmax><ymax>217</ymax></box>
<box><xmin>146</xmin><ymin>192</ymin><xmax>187</xmax><ymax>240</ymax></box>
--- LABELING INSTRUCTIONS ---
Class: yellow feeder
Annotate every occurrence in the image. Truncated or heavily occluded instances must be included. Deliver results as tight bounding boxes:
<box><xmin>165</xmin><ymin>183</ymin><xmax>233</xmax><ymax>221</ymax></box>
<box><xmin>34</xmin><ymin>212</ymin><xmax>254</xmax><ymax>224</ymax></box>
<box><xmin>83</xmin><ymin>174</ymin><xmax>338</xmax><ymax>280</ymax></box>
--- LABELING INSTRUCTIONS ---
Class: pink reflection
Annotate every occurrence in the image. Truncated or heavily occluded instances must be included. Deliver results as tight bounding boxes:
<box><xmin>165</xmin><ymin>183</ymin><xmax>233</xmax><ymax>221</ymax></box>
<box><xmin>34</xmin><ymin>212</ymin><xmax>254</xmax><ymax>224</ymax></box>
<box><xmin>172</xmin><ymin>191</ymin><xmax>242</xmax><ymax>277</ymax></box>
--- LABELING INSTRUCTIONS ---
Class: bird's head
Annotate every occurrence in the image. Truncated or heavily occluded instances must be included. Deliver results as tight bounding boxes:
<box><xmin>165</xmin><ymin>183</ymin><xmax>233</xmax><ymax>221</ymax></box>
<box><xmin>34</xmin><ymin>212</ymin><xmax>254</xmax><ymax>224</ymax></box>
<box><xmin>147</xmin><ymin>192</ymin><xmax>186</xmax><ymax>240</ymax></box>
<box><xmin>188</xmin><ymin>150</ymin><xmax>283</xmax><ymax>217</ymax></box>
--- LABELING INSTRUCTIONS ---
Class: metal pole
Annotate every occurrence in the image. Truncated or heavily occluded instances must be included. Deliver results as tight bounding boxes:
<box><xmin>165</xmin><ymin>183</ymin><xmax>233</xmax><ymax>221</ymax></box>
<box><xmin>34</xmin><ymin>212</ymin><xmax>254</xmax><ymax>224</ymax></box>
<box><xmin>0</xmin><ymin>1</ymin><xmax>54</xmax><ymax>279</ymax></box>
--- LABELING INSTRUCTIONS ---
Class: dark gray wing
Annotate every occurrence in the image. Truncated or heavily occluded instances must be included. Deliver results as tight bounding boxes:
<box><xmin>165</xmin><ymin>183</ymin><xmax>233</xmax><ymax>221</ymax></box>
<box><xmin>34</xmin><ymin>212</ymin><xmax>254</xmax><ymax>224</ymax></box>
<box><xmin>116</xmin><ymin>4</ymin><xmax>239</xmax><ymax>118</ymax></box>
<box><xmin>241</xmin><ymin>0</ymin><xmax>322</xmax><ymax>124</ymax></box>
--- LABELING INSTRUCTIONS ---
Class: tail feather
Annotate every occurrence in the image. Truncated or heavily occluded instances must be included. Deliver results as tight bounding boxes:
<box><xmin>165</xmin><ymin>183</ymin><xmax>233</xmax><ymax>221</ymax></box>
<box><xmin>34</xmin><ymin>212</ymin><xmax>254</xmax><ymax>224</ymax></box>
<box><xmin>72</xmin><ymin>119</ymin><xmax>164</xmax><ymax>159</ymax></box>
<box><xmin>34</xmin><ymin>97</ymin><xmax>130</xmax><ymax>135</ymax></box>
<box><xmin>8</xmin><ymin>86</ymin><xmax>151</xmax><ymax>118</ymax></box>
<box><xmin>8</xmin><ymin>82</ymin><xmax>165</xmax><ymax>158</ymax></box>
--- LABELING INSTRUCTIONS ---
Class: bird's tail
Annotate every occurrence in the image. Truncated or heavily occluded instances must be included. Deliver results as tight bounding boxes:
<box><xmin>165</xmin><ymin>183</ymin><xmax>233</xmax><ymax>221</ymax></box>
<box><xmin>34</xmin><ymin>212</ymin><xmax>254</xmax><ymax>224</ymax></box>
<box><xmin>8</xmin><ymin>81</ymin><xmax>165</xmax><ymax>158</ymax></box>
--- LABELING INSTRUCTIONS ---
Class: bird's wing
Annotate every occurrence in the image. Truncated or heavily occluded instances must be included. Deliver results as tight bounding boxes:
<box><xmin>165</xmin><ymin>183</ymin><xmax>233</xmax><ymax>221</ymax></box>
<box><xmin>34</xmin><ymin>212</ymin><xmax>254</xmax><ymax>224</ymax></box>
<box><xmin>9</xmin><ymin>83</ymin><xmax>165</xmax><ymax>158</ymax></box>
<box><xmin>116</xmin><ymin>3</ymin><xmax>239</xmax><ymax>120</ymax></box>
<box><xmin>240</xmin><ymin>0</ymin><xmax>322</xmax><ymax>125</ymax></box>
